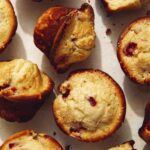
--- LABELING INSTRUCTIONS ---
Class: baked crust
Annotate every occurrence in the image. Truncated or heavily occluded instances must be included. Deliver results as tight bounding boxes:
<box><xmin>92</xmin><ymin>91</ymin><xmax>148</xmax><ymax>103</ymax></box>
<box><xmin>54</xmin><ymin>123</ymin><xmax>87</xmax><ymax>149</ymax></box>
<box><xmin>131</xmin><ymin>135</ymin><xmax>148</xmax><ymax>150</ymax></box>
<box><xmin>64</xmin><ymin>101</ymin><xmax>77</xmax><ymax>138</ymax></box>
<box><xmin>0</xmin><ymin>0</ymin><xmax>17</xmax><ymax>52</ymax></box>
<box><xmin>34</xmin><ymin>6</ymin><xmax>74</xmax><ymax>56</ymax></box>
<box><xmin>117</xmin><ymin>17</ymin><xmax>150</xmax><ymax>84</ymax></box>
<box><xmin>108</xmin><ymin>140</ymin><xmax>136</xmax><ymax>150</ymax></box>
<box><xmin>103</xmin><ymin>0</ymin><xmax>149</xmax><ymax>12</ymax></box>
<box><xmin>53</xmin><ymin>69</ymin><xmax>126</xmax><ymax>142</ymax></box>
<box><xmin>34</xmin><ymin>3</ymin><xmax>96</xmax><ymax>73</ymax></box>
<box><xmin>0</xmin><ymin>130</ymin><xmax>63</xmax><ymax>150</ymax></box>
<box><xmin>139</xmin><ymin>102</ymin><xmax>150</xmax><ymax>143</ymax></box>
<box><xmin>0</xmin><ymin>59</ymin><xmax>53</xmax><ymax>122</ymax></box>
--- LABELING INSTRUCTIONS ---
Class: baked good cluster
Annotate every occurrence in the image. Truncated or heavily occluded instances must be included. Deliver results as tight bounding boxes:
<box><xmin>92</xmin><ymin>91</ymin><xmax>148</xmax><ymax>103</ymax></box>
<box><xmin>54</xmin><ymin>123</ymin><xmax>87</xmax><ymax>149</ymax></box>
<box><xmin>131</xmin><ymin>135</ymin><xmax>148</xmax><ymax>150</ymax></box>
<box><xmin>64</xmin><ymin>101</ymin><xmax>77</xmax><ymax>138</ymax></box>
<box><xmin>0</xmin><ymin>0</ymin><xmax>149</xmax><ymax>149</ymax></box>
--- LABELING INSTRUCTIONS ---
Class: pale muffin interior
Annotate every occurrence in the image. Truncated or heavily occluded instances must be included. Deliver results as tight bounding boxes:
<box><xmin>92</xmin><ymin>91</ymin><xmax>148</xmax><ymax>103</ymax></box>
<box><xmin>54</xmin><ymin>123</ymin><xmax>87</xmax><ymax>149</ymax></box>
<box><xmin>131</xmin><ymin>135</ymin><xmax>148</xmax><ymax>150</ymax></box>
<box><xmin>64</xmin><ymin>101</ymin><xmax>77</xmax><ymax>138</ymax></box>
<box><xmin>54</xmin><ymin>71</ymin><xmax>124</xmax><ymax>140</ymax></box>
<box><xmin>0</xmin><ymin>59</ymin><xmax>51</xmax><ymax>98</ymax></box>
<box><xmin>2</xmin><ymin>131</ymin><xmax>61</xmax><ymax>150</ymax></box>
<box><xmin>54</xmin><ymin>6</ymin><xmax>96</xmax><ymax>71</ymax></box>
<box><xmin>120</xmin><ymin>18</ymin><xmax>150</xmax><ymax>83</ymax></box>
<box><xmin>0</xmin><ymin>0</ymin><xmax>16</xmax><ymax>49</ymax></box>
<box><xmin>108</xmin><ymin>142</ymin><xmax>134</xmax><ymax>150</ymax></box>
<box><xmin>105</xmin><ymin>0</ymin><xmax>141</xmax><ymax>11</ymax></box>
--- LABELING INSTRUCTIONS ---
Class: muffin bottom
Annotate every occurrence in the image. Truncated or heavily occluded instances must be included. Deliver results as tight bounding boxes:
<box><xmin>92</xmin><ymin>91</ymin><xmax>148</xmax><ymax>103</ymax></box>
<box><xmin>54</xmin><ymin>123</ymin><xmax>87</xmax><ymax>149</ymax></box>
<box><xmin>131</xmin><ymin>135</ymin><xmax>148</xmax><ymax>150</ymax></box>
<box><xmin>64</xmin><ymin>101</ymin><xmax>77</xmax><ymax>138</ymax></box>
<box><xmin>0</xmin><ymin>98</ymin><xmax>44</xmax><ymax>122</ymax></box>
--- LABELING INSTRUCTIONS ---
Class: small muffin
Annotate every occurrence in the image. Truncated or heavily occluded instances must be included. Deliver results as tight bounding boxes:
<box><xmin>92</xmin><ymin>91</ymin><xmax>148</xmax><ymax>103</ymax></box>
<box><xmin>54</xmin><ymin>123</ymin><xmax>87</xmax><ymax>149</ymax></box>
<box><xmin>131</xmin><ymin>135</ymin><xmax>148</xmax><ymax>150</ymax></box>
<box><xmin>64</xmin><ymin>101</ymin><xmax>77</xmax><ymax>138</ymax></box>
<box><xmin>108</xmin><ymin>140</ymin><xmax>136</xmax><ymax>150</ymax></box>
<box><xmin>53</xmin><ymin>69</ymin><xmax>126</xmax><ymax>142</ymax></box>
<box><xmin>139</xmin><ymin>102</ymin><xmax>150</xmax><ymax>143</ymax></box>
<box><xmin>0</xmin><ymin>0</ymin><xmax>17</xmax><ymax>52</ymax></box>
<box><xmin>117</xmin><ymin>17</ymin><xmax>150</xmax><ymax>84</ymax></box>
<box><xmin>103</xmin><ymin>0</ymin><xmax>150</xmax><ymax>12</ymax></box>
<box><xmin>0</xmin><ymin>130</ymin><xmax>63</xmax><ymax>150</ymax></box>
<box><xmin>0</xmin><ymin>59</ymin><xmax>53</xmax><ymax>122</ymax></box>
<box><xmin>34</xmin><ymin>3</ymin><xmax>96</xmax><ymax>73</ymax></box>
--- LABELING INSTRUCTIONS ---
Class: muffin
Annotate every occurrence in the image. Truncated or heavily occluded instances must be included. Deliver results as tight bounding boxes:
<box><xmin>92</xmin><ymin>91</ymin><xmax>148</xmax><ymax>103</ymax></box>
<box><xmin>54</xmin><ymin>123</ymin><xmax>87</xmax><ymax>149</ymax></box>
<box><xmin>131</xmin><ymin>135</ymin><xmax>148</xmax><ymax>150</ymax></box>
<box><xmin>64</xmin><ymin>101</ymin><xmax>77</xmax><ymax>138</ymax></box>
<box><xmin>139</xmin><ymin>102</ymin><xmax>150</xmax><ymax>143</ymax></box>
<box><xmin>0</xmin><ymin>130</ymin><xmax>63</xmax><ymax>150</ymax></box>
<box><xmin>108</xmin><ymin>140</ymin><xmax>136</xmax><ymax>150</ymax></box>
<box><xmin>0</xmin><ymin>59</ymin><xmax>53</xmax><ymax>122</ymax></box>
<box><xmin>34</xmin><ymin>3</ymin><xmax>96</xmax><ymax>73</ymax></box>
<box><xmin>117</xmin><ymin>17</ymin><xmax>150</xmax><ymax>84</ymax></box>
<box><xmin>53</xmin><ymin>69</ymin><xmax>126</xmax><ymax>142</ymax></box>
<box><xmin>0</xmin><ymin>0</ymin><xmax>17</xmax><ymax>52</ymax></box>
<box><xmin>103</xmin><ymin>0</ymin><xmax>150</xmax><ymax>12</ymax></box>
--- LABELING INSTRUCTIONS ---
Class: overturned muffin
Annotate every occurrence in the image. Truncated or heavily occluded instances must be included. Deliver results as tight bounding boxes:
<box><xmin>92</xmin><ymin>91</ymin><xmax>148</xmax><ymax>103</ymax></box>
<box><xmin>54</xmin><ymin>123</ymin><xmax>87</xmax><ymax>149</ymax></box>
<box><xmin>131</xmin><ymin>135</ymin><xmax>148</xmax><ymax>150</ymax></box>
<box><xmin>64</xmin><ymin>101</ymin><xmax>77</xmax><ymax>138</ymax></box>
<box><xmin>139</xmin><ymin>102</ymin><xmax>150</xmax><ymax>143</ymax></box>
<box><xmin>117</xmin><ymin>17</ymin><xmax>150</xmax><ymax>84</ymax></box>
<box><xmin>34</xmin><ymin>3</ymin><xmax>96</xmax><ymax>73</ymax></box>
<box><xmin>0</xmin><ymin>59</ymin><xmax>53</xmax><ymax>122</ymax></box>
<box><xmin>53</xmin><ymin>69</ymin><xmax>126</xmax><ymax>142</ymax></box>
<box><xmin>103</xmin><ymin>0</ymin><xmax>150</xmax><ymax>12</ymax></box>
<box><xmin>108</xmin><ymin>140</ymin><xmax>136</xmax><ymax>150</ymax></box>
<box><xmin>0</xmin><ymin>130</ymin><xmax>63</xmax><ymax>150</ymax></box>
<box><xmin>0</xmin><ymin>0</ymin><xmax>17</xmax><ymax>52</ymax></box>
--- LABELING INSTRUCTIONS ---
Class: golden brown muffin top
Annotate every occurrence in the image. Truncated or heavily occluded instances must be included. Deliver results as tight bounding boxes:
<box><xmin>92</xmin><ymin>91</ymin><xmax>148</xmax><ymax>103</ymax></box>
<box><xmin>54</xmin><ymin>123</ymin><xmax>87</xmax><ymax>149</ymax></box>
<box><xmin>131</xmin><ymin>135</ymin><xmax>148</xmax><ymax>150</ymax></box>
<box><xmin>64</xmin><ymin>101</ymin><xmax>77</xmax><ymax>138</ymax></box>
<box><xmin>108</xmin><ymin>141</ymin><xmax>135</xmax><ymax>150</ymax></box>
<box><xmin>104</xmin><ymin>0</ymin><xmax>141</xmax><ymax>12</ymax></box>
<box><xmin>118</xmin><ymin>17</ymin><xmax>150</xmax><ymax>84</ymax></box>
<box><xmin>53</xmin><ymin>70</ymin><xmax>126</xmax><ymax>142</ymax></box>
<box><xmin>0</xmin><ymin>0</ymin><xmax>17</xmax><ymax>51</ymax></box>
<box><xmin>1</xmin><ymin>130</ymin><xmax>63</xmax><ymax>150</ymax></box>
<box><xmin>0</xmin><ymin>59</ymin><xmax>53</xmax><ymax>101</ymax></box>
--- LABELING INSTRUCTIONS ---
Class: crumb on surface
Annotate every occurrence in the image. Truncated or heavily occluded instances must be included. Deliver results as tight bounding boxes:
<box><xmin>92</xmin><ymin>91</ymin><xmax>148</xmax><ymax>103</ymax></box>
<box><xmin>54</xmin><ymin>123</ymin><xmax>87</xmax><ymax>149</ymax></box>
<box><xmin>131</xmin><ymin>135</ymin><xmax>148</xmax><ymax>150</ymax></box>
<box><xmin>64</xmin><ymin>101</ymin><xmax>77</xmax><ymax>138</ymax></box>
<box><xmin>53</xmin><ymin>132</ymin><xmax>56</xmax><ymax>136</ymax></box>
<box><xmin>106</xmin><ymin>28</ymin><xmax>112</xmax><ymax>35</ymax></box>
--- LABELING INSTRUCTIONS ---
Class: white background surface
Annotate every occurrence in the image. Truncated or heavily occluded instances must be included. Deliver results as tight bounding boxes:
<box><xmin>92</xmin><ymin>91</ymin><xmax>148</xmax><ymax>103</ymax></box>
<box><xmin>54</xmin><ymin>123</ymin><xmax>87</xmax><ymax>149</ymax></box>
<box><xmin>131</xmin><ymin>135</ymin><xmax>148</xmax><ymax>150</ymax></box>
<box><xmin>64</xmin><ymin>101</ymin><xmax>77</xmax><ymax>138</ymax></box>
<box><xmin>0</xmin><ymin>0</ymin><xmax>150</xmax><ymax>149</ymax></box>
